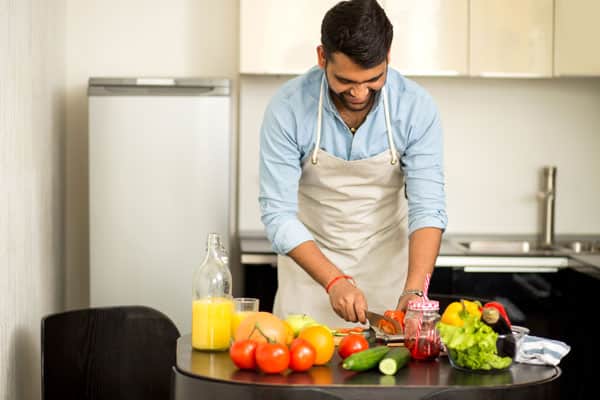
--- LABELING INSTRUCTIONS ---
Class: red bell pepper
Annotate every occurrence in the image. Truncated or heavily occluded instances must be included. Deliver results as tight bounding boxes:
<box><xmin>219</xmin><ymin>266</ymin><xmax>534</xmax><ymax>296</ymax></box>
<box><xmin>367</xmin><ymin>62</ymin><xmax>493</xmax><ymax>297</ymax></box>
<box><xmin>483</xmin><ymin>301</ymin><xmax>512</xmax><ymax>328</ymax></box>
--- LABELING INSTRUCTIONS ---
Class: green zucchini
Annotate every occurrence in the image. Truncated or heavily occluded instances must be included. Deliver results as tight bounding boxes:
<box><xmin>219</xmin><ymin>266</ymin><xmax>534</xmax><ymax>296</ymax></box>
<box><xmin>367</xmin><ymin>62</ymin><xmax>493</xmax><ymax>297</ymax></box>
<box><xmin>342</xmin><ymin>346</ymin><xmax>390</xmax><ymax>372</ymax></box>
<box><xmin>378</xmin><ymin>347</ymin><xmax>410</xmax><ymax>375</ymax></box>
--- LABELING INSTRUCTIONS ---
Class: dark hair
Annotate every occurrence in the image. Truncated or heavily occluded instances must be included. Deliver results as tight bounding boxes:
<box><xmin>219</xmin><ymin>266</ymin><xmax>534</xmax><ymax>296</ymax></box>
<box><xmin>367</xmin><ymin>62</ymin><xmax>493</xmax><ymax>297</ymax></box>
<box><xmin>321</xmin><ymin>0</ymin><xmax>393</xmax><ymax>68</ymax></box>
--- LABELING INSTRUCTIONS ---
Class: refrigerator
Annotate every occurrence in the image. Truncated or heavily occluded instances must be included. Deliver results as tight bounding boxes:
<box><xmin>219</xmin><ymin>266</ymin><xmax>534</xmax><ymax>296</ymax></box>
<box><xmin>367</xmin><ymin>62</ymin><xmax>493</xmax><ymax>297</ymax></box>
<box><xmin>88</xmin><ymin>77</ymin><xmax>235</xmax><ymax>333</ymax></box>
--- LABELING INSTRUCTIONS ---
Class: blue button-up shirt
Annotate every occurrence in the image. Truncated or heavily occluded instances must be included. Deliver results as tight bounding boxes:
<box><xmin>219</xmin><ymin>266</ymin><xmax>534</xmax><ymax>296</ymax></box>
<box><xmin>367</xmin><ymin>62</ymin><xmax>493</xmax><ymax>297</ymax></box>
<box><xmin>259</xmin><ymin>66</ymin><xmax>447</xmax><ymax>255</ymax></box>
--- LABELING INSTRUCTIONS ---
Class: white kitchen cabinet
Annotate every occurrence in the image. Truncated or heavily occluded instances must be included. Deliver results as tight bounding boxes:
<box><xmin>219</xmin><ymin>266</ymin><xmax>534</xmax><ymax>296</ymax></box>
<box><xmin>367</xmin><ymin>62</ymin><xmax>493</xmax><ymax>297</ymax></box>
<box><xmin>240</xmin><ymin>0</ymin><xmax>337</xmax><ymax>74</ymax></box>
<box><xmin>554</xmin><ymin>0</ymin><xmax>600</xmax><ymax>76</ymax></box>
<box><xmin>470</xmin><ymin>0</ymin><xmax>553</xmax><ymax>77</ymax></box>
<box><xmin>383</xmin><ymin>0</ymin><xmax>468</xmax><ymax>76</ymax></box>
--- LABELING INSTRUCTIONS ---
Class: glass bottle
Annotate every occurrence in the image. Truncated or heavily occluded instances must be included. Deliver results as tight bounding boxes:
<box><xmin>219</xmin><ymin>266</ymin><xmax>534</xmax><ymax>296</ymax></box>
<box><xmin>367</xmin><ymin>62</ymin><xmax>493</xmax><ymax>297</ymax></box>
<box><xmin>217</xmin><ymin>242</ymin><xmax>229</xmax><ymax>266</ymax></box>
<box><xmin>191</xmin><ymin>233</ymin><xmax>233</xmax><ymax>351</ymax></box>
<box><xmin>403</xmin><ymin>299</ymin><xmax>441</xmax><ymax>361</ymax></box>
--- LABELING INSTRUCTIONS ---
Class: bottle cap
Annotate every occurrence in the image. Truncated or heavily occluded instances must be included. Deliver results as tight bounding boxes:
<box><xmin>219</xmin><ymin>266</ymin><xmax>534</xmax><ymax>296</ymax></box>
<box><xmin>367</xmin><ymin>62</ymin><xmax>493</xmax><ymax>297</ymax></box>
<box><xmin>407</xmin><ymin>300</ymin><xmax>439</xmax><ymax>311</ymax></box>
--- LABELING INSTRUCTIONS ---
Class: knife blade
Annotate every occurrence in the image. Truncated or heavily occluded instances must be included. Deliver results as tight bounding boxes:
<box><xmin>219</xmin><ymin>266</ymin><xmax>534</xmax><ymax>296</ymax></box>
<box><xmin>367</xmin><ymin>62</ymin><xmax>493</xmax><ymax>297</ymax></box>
<box><xmin>365</xmin><ymin>311</ymin><xmax>402</xmax><ymax>335</ymax></box>
<box><xmin>367</xmin><ymin>326</ymin><xmax>405</xmax><ymax>345</ymax></box>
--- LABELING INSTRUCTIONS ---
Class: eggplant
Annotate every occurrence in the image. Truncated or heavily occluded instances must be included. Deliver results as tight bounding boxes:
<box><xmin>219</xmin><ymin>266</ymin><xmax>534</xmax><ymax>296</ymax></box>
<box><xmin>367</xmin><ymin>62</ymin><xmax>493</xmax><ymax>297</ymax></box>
<box><xmin>496</xmin><ymin>332</ymin><xmax>517</xmax><ymax>359</ymax></box>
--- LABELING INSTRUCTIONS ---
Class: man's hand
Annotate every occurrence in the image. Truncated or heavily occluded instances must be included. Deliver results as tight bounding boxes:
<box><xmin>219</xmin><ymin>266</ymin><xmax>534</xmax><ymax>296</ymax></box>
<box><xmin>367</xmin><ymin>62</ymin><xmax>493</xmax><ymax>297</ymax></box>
<box><xmin>328</xmin><ymin>279</ymin><xmax>368</xmax><ymax>324</ymax></box>
<box><xmin>286</xmin><ymin>241</ymin><xmax>369</xmax><ymax>323</ymax></box>
<box><xmin>396</xmin><ymin>293</ymin><xmax>422</xmax><ymax>312</ymax></box>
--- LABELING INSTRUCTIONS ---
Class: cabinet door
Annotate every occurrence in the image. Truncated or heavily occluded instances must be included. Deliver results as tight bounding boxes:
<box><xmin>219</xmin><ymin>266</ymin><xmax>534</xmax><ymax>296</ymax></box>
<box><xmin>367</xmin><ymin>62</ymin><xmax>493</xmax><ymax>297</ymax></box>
<box><xmin>384</xmin><ymin>0</ymin><xmax>468</xmax><ymax>76</ymax></box>
<box><xmin>240</xmin><ymin>0</ymin><xmax>337</xmax><ymax>74</ymax></box>
<box><xmin>555</xmin><ymin>0</ymin><xmax>600</xmax><ymax>76</ymax></box>
<box><xmin>470</xmin><ymin>0</ymin><xmax>553</xmax><ymax>77</ymax></box>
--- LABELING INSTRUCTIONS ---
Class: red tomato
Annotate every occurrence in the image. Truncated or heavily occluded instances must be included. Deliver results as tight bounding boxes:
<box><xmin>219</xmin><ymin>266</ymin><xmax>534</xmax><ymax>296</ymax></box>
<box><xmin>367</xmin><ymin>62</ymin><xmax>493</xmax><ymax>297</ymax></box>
<box><xmin>255</xmin><ymin>342</ymin><xmax>290</xmax><ymax>374</ymax></box>
<box><xmin>229</xmin><ymin>339</ymin><xmax>258</xmax><ymax>370</ymax></box>
<box><xmin>288</xmin><ymin>338</ymin><xmax>316</xmax><ymax>372</ymax></box>
<box><xmin>384</xmin><ymin>310</ymin><xmax>406</xmax><ymax>330</ymax></box>
<box><xmin>337</xmin><ymin>334</ymin><xmax>369</xmax><ymax>359</ymax></box>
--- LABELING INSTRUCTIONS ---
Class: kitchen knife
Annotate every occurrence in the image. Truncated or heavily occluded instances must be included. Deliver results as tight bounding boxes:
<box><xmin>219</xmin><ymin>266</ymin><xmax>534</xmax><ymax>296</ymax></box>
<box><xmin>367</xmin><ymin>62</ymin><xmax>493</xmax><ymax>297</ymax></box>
<box><xmin>366</xmin><ymin>326</ymin><xmax>405</xmax><ymax>345</ymax></box>
<box><xmin>365</xmin><ymin>311</ymin><xmax>402</xmax><ymax>335</ymax></box>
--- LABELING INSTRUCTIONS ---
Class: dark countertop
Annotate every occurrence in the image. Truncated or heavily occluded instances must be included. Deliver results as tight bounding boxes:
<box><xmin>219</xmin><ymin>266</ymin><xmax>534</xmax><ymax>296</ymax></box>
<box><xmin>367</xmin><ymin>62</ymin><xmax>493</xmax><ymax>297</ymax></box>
<box><xmin>173</xmin><ymin>334</ymin><xmax>560</xmax><ymax>400</ymax></box>
<box><xmin>239</xmin><ymin>230</ymin><xmax>600</xmax><ymax>279</ymax></box>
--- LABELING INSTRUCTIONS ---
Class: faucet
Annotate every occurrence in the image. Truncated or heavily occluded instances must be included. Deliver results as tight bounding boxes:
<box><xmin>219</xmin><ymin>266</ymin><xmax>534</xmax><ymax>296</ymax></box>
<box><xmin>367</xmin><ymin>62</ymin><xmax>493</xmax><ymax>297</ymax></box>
<box><xmin>539</xmin><ymin>166</ymin><xmax>556</xmax><ymax>248</ymax></box>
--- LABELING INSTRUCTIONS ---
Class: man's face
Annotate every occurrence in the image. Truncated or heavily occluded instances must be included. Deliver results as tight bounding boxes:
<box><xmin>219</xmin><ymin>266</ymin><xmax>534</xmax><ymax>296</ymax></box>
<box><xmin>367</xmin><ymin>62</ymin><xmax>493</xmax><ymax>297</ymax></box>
<box><xmin>317</xmin><ymin>46</ymin><xmax>388</xmax><ymax>112</ymax></box>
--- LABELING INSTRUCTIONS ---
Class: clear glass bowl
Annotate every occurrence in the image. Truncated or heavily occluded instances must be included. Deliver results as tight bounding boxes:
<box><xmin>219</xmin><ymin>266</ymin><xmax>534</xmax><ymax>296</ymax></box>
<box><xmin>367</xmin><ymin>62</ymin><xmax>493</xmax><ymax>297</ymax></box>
<box><xmin>445</xmin><ymin>325</ymin><xmax>529</xmax><ymax>373</ymax></box>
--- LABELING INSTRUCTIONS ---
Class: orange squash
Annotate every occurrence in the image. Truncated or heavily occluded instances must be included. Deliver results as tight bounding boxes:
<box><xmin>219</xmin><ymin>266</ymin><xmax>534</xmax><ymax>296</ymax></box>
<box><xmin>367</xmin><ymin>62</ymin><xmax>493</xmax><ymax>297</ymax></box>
<box><xmin>234</xmin><ymin>311</ymin><xmax>288</xmax><ymax>344</ymax></box>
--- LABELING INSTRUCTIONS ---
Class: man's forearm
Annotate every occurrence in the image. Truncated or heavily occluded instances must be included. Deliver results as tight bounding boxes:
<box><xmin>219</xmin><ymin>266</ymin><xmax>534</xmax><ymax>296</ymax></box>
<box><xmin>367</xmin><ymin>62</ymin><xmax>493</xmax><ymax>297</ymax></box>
<box><xmin>404</xmin><ymin>227</ymin><xmax>442</xmax><ymax>293</ymax></box>
<box><xmin>287</xmin><ymin>240</ymin><xmax>343</xmax><ymax>289</ymax></box>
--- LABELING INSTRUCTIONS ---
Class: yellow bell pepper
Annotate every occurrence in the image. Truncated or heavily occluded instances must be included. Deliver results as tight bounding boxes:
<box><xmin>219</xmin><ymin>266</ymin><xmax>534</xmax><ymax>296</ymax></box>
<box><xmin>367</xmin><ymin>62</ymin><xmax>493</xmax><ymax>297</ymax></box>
<box><xmin>440</xmin><ymin>300</ymin><xmax>482</xmax><ymax>327</ymax></box>
<box><xmin>462</xmin><ymin>300</ymin><xmax>482</xmax><ymax>319</ymax></box>
<box><xmin>441</xmin><ymin>302</ymin><xmax>464</xmax><ymax>326</ymax></box>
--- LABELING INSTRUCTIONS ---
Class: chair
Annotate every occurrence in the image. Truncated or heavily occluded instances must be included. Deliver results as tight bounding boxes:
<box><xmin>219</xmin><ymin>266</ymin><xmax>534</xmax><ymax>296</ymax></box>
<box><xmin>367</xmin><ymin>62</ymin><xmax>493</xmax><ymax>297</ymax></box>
<box><xmin>41</xmin><ymin>306</ymin><xmax>180</xmax><ymax>400</ymax></box>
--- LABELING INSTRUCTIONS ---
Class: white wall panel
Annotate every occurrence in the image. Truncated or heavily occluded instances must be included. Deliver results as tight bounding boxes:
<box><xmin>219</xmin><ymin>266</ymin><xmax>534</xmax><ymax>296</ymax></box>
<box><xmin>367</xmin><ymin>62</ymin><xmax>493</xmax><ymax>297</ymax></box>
<box><xmin>65</xmin><ymin>0</ymin><xmax>239</xmax><ymax>309</ymax></box>
<box><xmin>0</xmin><ymin>1</ymin><xmax>66</xmax><ymax>399</ymax></box>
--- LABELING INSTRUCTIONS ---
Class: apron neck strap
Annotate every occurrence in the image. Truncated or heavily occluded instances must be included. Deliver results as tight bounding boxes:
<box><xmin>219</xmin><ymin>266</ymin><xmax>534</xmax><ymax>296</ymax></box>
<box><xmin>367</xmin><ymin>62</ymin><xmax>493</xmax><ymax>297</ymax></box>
<box><xmin>311</xmin><ymin>76</ymin><xmax>325</xmax><ymax>165</ymax></box>
<box><xmin>312</xmin><ymin>74</ymin><xmax>398</xmax><ymax>165</ymax></box>
<box><xmin>382</xmin><ymin>86</ymin><xmax>399</xmax><ymax>165</ymax></box>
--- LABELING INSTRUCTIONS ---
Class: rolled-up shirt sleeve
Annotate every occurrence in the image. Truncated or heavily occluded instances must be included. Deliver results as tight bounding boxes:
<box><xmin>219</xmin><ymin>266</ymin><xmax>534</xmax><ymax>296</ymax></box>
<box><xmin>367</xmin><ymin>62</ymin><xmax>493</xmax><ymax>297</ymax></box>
<box><xmin>259</xmin><ymin>97</ymin><xmax>314</xmax><ymax>254</ymax></box>
<box><xmin>402</xmin><ymin>93</ymin><xmax>448</xmax><ymax>235</ymax></box>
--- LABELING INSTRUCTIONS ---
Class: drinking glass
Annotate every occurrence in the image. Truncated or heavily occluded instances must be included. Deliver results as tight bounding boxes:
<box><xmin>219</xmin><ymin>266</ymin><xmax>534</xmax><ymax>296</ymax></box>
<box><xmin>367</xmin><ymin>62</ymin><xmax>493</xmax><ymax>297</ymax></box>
<box><xmin>231</xmin><ymin>297</ymin><xmax>259</xmax><ymax>335</ymax></box>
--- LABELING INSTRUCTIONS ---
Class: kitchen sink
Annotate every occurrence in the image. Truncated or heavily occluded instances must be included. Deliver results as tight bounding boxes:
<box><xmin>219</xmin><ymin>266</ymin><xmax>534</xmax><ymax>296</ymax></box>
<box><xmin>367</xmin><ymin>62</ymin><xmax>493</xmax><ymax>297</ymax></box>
<box><xmin>457</xmin><ymin>239</ymin><xmax>600</xmax><ymax>254</ymax></box>
<box><xmin>558</xmin><ymin>240</ymin><xmax>600</xmax><ymax>254</ymax></box>
<box><xmin>458</xmin><ymin>240</ymin><xmax>556</xmax><ymax>254</ymax></box>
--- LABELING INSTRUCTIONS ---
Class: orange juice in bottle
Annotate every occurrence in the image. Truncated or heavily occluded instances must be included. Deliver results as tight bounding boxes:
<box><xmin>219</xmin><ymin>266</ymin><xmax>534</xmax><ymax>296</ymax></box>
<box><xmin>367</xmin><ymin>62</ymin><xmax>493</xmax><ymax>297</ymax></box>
<box><xmin>192</xmin><ymin>297</ymin><xmax>233</xmax><ymax>350</ymax></box>
<box><xmin>192</xmin><ymin>233</ymin><xmax>233</xmax><ymax>351</ymax></box>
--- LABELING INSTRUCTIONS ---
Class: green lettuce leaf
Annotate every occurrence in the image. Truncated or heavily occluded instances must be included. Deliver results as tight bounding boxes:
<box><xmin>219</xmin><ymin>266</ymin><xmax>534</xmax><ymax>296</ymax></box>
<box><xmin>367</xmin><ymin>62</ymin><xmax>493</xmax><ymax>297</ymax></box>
<box><xmin>438</xmin><ymin>314</ymin><xmax>512</xmax><ymax>370</ymax></box>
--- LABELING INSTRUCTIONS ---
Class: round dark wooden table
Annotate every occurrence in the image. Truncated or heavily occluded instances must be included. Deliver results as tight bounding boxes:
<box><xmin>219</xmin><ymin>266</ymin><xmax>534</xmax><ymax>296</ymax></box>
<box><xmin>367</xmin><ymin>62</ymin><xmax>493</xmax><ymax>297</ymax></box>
<box><xmin>172</xmin><ymin>335</ymin><xmax>561</xmax><ymax>400</ymax></box>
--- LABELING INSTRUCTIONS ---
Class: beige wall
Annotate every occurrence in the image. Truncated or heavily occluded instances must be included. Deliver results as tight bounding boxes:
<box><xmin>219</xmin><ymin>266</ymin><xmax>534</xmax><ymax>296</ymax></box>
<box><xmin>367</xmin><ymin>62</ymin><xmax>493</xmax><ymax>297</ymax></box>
<box><xmin>0</xmin><ymin>1</ymin><xmax>66</xmax><ymax>399</ymax></box>
<box><xmin>65</xmin><ymin>0</ymin><xmax>239</xmax><ymax>309</ymax></box>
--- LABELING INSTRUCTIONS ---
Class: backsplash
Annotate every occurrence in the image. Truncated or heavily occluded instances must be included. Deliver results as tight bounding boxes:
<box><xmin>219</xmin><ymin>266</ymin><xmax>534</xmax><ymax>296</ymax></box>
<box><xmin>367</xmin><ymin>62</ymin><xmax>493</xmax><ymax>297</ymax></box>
<box><xmin>239</xmin><ymin>74</ymin><xmax>600</xmax><ymax>236</ymax></box>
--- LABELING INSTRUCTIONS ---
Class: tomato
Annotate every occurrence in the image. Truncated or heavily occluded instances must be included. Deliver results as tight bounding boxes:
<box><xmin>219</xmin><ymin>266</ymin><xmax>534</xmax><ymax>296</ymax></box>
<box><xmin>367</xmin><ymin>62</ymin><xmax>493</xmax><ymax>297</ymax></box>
<box><xmin>384</xmin><ymin>310</ymin><xmax>406</xmax><ymax>330</ymax></box>
<box><xmin>377</xmin><ymin>319</ymin><xmax>396</xmax><ymax>334</ymax></box>
<box><xmin>335</xmin><ymin>327</ymin><xmax>364</xmax><ymax>334</ymax></box>
<box><xmin>337</xmin><ymin>334</ymin><xmax>369</xmax><ymax>359</ymax></box>
<box><xmin>255</xmin><ymin>342</ymin><xmax>290</xmax><ymax>374</ymax></box>
<box><xmin>229</xmin><ymin>339</ymin><xmax>258</xmax><ymax>370</ymax></box>
<box><xmin>289</xmin><ymin>338</ymin><xmax>316</xmax><ymax>372</ymax></box>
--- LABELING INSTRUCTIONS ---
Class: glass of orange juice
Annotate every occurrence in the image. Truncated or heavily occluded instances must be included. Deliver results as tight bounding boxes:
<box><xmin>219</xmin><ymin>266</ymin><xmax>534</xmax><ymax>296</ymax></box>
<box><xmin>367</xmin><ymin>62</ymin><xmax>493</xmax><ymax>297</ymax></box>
<box><xmin>232</xmin><ymin>297</ymin><xmax>259</xmax><ymax>335</ymax></box>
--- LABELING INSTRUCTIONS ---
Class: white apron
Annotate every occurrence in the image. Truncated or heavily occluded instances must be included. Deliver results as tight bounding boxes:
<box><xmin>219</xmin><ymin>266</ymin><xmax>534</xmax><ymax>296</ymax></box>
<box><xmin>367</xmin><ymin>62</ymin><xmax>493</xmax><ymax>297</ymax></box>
<box><xmin>273</xmin><ymin>77</ymin><xmax>409</xmax><ymax>328</ymax></box>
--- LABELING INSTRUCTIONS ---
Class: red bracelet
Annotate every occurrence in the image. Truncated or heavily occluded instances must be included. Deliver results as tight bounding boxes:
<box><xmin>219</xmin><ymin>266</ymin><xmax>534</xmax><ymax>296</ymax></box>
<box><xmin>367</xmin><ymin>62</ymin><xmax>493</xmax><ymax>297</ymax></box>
<box><xmin>325</xmin><ymin>275</ymin><xmax>354</xmax><ymax>293</ymax></box>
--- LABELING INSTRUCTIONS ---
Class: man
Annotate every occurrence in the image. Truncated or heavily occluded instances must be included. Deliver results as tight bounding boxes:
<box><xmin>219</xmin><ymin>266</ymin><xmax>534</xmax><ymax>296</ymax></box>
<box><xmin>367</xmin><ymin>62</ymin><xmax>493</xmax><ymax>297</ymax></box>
<box><xmin>259</xmin><ymin>0</ymin><xmax>447</xmax><ymax>328</ymax></box>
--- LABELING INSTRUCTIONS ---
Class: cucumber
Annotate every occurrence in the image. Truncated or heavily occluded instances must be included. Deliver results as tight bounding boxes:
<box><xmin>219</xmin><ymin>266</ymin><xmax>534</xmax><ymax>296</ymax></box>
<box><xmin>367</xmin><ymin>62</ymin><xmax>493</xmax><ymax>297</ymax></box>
<box><xmin>342</xmin><ymin>346</ymin><xmax>390</xmax><ymax>372</ymax></box>
<box><xmin>378</xmin><ymin>347</ymin><xmax>410</xmax><ymax>375</ymax></box>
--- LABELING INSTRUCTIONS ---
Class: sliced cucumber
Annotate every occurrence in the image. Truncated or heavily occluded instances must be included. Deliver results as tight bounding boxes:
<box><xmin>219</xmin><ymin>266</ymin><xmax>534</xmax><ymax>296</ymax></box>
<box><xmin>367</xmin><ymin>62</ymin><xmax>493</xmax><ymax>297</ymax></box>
<box><xmin>378</xmin><ymin>347</ymin><xmax>410</xmax><ymax>375</ymax></box>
